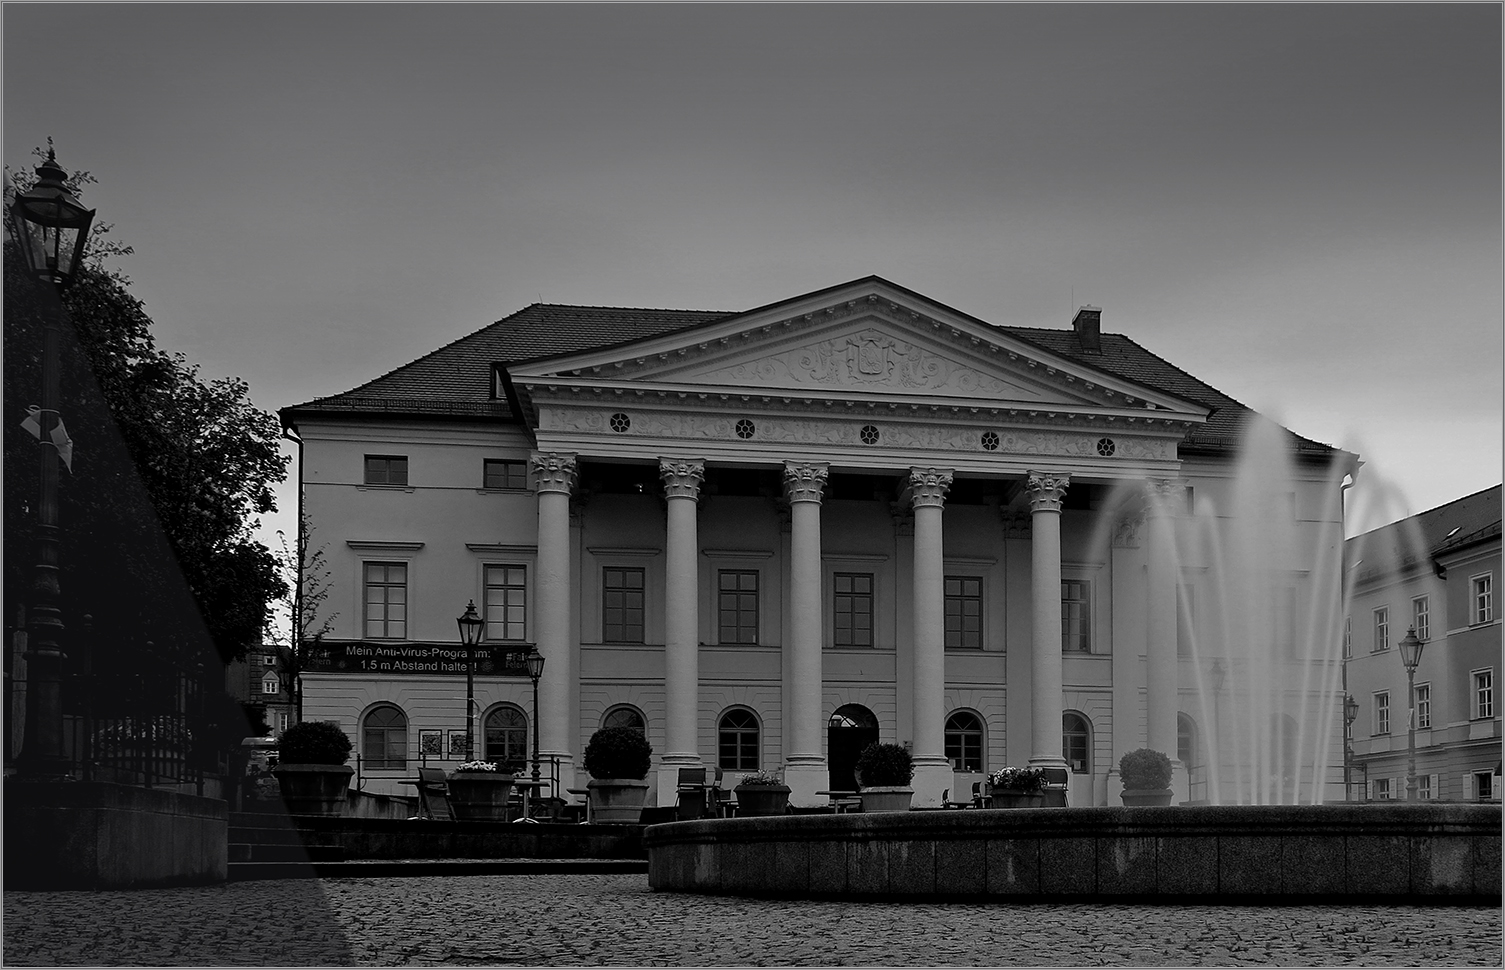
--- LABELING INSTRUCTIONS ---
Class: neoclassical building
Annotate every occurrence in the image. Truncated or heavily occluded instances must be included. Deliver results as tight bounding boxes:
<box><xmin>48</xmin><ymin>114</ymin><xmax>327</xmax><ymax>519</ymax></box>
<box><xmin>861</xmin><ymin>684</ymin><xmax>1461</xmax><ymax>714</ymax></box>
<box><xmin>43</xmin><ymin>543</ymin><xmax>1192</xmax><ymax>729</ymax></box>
<box><xmin>282</xmin><ymin>277</ymin><xmax>1354</xmax><ymax>808</ymax></box>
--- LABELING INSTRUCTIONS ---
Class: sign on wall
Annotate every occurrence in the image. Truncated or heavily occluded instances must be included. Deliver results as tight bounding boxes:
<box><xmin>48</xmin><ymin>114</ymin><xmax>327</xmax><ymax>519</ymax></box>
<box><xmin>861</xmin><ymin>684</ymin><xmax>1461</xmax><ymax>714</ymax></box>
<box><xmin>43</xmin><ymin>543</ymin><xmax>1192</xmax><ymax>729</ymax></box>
<box><xmin>301</xmin><ymin>640</ymin><xmax>534</xmax><ymax>676</ymax></box>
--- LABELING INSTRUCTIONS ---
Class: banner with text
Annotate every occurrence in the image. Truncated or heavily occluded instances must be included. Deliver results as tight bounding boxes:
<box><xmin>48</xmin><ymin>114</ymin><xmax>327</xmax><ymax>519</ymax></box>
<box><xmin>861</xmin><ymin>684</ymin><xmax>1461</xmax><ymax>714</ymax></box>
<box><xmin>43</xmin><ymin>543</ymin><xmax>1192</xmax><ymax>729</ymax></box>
<box><xmin>301</xmin><ymin>640</ymin><xmax>534</xmax><ymax>676</ymax></box>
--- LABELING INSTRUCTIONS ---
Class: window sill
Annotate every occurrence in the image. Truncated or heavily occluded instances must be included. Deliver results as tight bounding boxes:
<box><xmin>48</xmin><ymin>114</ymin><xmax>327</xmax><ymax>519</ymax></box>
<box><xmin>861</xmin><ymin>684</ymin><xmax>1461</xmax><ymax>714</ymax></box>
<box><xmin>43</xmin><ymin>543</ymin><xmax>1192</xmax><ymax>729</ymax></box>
<box><xmin>476</xmin><ymin>488</ymin><xmax>530</xmax><ymax>495</ymax></box>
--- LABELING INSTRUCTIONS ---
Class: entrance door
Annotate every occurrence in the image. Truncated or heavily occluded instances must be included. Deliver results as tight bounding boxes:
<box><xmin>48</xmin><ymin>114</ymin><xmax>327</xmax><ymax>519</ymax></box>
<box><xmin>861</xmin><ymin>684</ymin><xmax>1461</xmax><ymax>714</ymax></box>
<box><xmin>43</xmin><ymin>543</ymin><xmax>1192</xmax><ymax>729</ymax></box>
<box><xmin>828</xmin><ymin>704</ymin><xmax>879</xmax><ymax>791</ymax></box>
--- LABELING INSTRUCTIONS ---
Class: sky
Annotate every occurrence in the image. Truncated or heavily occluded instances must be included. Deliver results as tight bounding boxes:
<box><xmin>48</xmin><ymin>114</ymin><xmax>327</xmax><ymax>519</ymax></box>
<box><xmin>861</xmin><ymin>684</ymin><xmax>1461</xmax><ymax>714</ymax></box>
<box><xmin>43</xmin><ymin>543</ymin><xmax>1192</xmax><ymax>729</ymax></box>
<box><xmin>5</xmin><ymin>4</ymin><xmax>1501</xmax><ymax>546</ymax></box>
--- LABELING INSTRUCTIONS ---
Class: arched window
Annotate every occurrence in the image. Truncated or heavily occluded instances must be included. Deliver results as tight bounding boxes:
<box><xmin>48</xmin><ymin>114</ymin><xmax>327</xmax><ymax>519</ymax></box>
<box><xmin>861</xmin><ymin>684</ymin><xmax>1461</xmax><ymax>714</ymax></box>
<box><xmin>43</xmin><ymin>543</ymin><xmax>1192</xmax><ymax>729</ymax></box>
<box><xmin>944</xmin><ymin>711</ymin><xmax>984</xmax><ymax>772</ymax></box>
<box><xmin>362</xmin><ymin>704</ymin><xmax>407</xmax><ymax>770</ymax></box>
<box><xmin>1062</xmin><ymin>711</ymin><xmax>1091</xmax><ymax>773</ymax></box>
<box><xmin>828</xmin><ymin>705</ymin><xmax>878</xmax><ymax>730</ymax></box>
<box><xmin>718</xmin><ymin>708</ymin><xmax>760</xmax><ymax>770</ymax></box>
<box><xmin>1177</xmin><ymin>713</ymin><xmax>1197</xmax><ymax>767</ymax></box>
<box><xmin>484</xmin><ymin>705</ymin><xmax>528</xmax><ymax>771</ymax></box>
<box><xmin>602</xmin><ymin>705</ymin><xmax>646</xmax><ymax>734</ymax></box>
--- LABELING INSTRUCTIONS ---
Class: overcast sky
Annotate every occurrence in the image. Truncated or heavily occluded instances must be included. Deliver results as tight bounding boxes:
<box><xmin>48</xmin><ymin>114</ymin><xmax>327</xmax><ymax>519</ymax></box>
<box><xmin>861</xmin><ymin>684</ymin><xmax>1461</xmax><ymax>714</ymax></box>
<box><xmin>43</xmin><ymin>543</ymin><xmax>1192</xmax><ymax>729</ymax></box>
<box><xmin>5</xmin><ymin>4</ymin><xmax>1500</xmax><ymax>543</ymax></box>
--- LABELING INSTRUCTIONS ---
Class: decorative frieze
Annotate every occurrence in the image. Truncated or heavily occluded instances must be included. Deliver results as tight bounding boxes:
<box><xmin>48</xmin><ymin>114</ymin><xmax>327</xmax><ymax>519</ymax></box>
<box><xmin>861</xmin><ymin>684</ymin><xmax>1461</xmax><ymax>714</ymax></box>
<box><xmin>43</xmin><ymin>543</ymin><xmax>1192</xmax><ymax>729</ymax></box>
<box><xmin>658</xmin><ymin>458</ymin><xmax>706</xmax><ymax>501</ymax></box>
<box><xmin>999</xmin><ymin>509</ymin><xmax>1032</xmax><ymax>539</ymax></box>
<box><xmin>782</xmin><ymin>461</ymin><xmax>829</xmax><ymax>505</ymax></box>
<box><xmin>906</xmin><ymin>467</ymin><xmax>954</xmax><ymax>510</ymax></box>
<box><xmin>1025</xmin><ymin>471</ymin><xmax>1071</xmax><ymax>514</ymax></box>
<box><xmin>1112</xmin><ymin>505</ymin><xmax>1148</xmax><ymax>548</ymax></box>
<box><xmin>530</xmin><ymin>452</ymin><xmax>578</xmax><ymax>494</ymax></box>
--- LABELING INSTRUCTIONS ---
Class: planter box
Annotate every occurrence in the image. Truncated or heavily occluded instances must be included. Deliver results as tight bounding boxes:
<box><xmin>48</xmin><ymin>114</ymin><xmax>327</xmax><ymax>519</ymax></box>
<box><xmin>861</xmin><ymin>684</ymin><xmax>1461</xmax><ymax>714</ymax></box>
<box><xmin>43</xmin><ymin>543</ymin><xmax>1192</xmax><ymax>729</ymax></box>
<box><xmin>1122</xmin><ymin>787</ymin><xmax>1174</xmax><ymax>807</ymax></box>
<box><xmin>987</xmin><ymin>789</ymin><xmax>1045</xmax><ymax>809</ymax></box>
<box><xmin>734</xmin><ymin>784</ymin><xmax>790</xmax><ymax>817</ymax></box>
<box><xmin>447</xmin><ymin>772</ymin><xmax>516</xmax><ymax>821</ymax></box>
<box><xmin>273</xmin><ymin>764</ymin><xmax>354</xmax><ymax>816</ymax></box>
<box><xmin>588</xmin><ymin>778</ymin><xmax>649</xmax><ymax>824</ymax></box>
<box><xmin>859</xmin><ymin>786</ymin><xmax>913</xmax><ymax>813</ymax></box>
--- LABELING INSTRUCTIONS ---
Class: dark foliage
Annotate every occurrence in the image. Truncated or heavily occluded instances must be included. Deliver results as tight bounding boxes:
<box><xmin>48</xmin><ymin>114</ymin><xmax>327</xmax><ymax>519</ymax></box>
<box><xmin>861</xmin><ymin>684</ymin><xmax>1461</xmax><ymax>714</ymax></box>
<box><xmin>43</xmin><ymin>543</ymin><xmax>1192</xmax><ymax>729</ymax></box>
<box><xmin>855</xmin><ymin>742</ymin><xmax>914</xmax><ymax>787</ymax></box>
<box><xmin>1118</xmin><ymin>748</ymin><xmax>1173</xmax><ymax>790</ymax></box>
<box><xmin>277</xmin><ymin>720</ymin><xmax>352</xmax><ymax>765</ymax></box>
<box><xmin>582</xmin><ymin>726</ymin><xmax>653</xmax><ymax>780</ymax></box>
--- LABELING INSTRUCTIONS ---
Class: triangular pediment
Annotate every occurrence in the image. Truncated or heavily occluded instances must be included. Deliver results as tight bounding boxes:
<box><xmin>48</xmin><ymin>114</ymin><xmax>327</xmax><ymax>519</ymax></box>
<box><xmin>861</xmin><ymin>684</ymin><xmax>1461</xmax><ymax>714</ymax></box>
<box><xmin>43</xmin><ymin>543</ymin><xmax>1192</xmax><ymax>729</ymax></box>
<box><xmin>511</xmin><ymin>278</ymin><xmax>1202</xmax><ymax>415</ymax></box>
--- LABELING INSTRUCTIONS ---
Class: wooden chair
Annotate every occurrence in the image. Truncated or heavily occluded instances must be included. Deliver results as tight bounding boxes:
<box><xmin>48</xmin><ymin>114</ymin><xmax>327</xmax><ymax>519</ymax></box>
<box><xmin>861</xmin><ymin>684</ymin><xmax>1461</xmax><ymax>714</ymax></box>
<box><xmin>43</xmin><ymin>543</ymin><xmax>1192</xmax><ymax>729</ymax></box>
<box><xmin>408</xmin><ymin>766</ymin><xmax>454</xmax><ymax>820</ymax></box>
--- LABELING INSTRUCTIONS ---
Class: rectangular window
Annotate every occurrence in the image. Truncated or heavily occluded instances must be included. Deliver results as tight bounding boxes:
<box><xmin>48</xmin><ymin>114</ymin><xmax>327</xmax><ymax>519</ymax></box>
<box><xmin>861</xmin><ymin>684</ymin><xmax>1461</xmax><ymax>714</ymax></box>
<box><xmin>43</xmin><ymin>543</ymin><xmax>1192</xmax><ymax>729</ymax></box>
<box><xmin>278</xmin><ymin>713</ymin><xmax>289</xmax><ymax>733</ymax></box>
<box><xmin>944</xmin><ymin>576</ymin><xmax>983</xmax><ymax>649</ymax></box>
<box><xmin>262</xmin><ymin>678</ymin><xmax>278</xmax><ymax>695</ymax></box>
<box><xmin>1062</xmin><ymin>580</ymin><xmax>1091</xmax><ymax>652</ymax></box>
<box><xmin>718</xmin><ymin>570</ymin><xmax>759</xmax><ymax>644</ymax></box>
<box><xmin>1374</xmin><ymin>691</ymin><xmax>1390</xmax><ymax>735</ymax></box>
<box><xmin>1374</xmin><ymin>777</ymin><xmax>1392</xmax><ymax>801</ymax></box>
<box><xmin>1417</xmin><ymin>774</ymin><xmax>1432</xmax><ymax>800</ymax></box>
<box><xmin>364</xmin><ymin>454</ymin><xmax>408</xmax><ymax>486</ymax></box>
<box><xmin>1415</xmin><ymin>682</ymin><xmax>1431</xmax><ymax>730</ymax></box>
<box><xmin>1472</xmin><ymin>574</ymin><xmax>1493</xmax><ymax>625</ymax></box>
<box><xmin>483</xmin><ymin>459</ymin><xmax>529</xmax><ymax>490</ymax></box>
<box><xmin>603</xmin><ymin>568</ymin><xmax>646</xmax><ymax>643</ymax></box>
<box><xmin>1475</xmin><ymin>771</ymin><xmax>1496</xmax><ymax>801</ymax></box>
<box><xmin>363</xmin><ymin>562</ymin><xmax>407</xmax><ymax>638</ymax></box>
<box><xmin>1176</xmin><ymin>585</ymin><xmax>1195</xmax><ymax>657</ymax></box>
<box><xmin>1412</xmin><ymin>596</ymin><xmax>1430</xmax><ymax>641</ymax></box>
<box><xmin>484</xmin><ymin>565</ymin><xmax>527</xmax><ymax>640</ymax></box>
<box><xmin>1373</xmin><ymin>607</ymin><xmax>1389</xmax><ymax>652</ymax></box>
<box><xmin>1474</xmin><ymin>669</ymin><xmax>1494</xmax><ymax>720</ymax></box>
<box><xmin>1343</xmin><ymin>616</ymin><xmax>1352</xmax><ymax>659</ymax></box>
<box><xmin>944</xmin><ymin>725</ymin><xmax>983</xmax><ymax>772</ymax></box>
<box><xmin>263</xmin><ymin>654</ymin><xmax>277</xmax><ymax>667</ymax></box>
<box><xmin>833</xmin><ymin>573</ymin><xmax>874</xmax><ymax>647</ymax></box>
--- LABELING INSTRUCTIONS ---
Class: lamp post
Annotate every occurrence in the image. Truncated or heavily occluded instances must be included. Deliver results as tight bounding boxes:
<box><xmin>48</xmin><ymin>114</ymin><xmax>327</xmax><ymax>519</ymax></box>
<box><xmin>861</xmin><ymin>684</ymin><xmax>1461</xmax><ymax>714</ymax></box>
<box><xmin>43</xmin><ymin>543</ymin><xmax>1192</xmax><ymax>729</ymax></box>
<box><xmin>525</xmin><ymin>648</ymin><xmax>545</xmax><ymax>791</ymax></box>
<box><xmin>9</xmin><ymin>148</ymin><xmax>95</xmax><ymax>779</ymax></box>
<box><xmin>1397</xmin><ymin>626</ymin><xmax>1424</xmax><ymax>801</ymax></box>
<box><xmin>456</xmin><ymin>601</ymin><xmax>483</xmax><ymax>761</ymax></box>
<box><xmin>1343</xmin><ymin>693</ymin><xmax>1359</xmax><ymax>802</ymax></box>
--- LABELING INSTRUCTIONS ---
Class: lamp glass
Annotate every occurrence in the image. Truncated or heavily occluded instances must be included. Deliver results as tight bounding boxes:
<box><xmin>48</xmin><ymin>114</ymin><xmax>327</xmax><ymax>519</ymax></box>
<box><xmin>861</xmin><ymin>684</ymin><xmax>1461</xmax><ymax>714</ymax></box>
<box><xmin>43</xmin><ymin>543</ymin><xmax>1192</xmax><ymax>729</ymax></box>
<box><xmin>457</xmin><ymin>600</ymin><xmax>483</xmax><ymax>646</ymax></box>
<box><xmin>1397</xmin><ymin>628</ymin><xmax>1423</xmax><ymax>670</ymax></box>
<box><xmin>525</xmin><ymin>649</ymin><xmax>545</xmax><ymax>680</ymax></box>
<box><xmin>11</xmin><ymin>153</ymin><xmax>94</xmax><ymax>287</ymax></box>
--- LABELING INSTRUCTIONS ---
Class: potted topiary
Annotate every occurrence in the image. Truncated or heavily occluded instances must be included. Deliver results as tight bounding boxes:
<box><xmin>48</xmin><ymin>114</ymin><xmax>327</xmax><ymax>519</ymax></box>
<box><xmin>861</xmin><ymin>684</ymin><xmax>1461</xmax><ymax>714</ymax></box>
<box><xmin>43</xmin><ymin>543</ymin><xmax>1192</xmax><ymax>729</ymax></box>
<box><xmin>986</xmin><ymin>765</ymin><xmax>1046</xmax><ymax>809</ymax></box>
<box><xmin>273</xmin><ymin>721</ymin><xmax>353</xmax><ymax>816</ymax></box>
<box><xmin>733</xmin><ymin>769</ymin><xmax>790</xmax><ymax>817</ymax></box>
<box><xmin>1118</xmin><ymin>748</ymin><xmax>1174</xmax><ymax>806</ymax></box>
<box><xmin>854</xmin><ymin>742</ymin><xmax>914</xmax><ymax>812</ymax></box>
<box><xmin>447</xmin><ymin>760</ymin><xmax>516</xmax><ymax>821</ymax></box>
<box><xmin>583</xmin><ymin>726</ymin><xmax>653</xmax><ymax>824</ymax></box>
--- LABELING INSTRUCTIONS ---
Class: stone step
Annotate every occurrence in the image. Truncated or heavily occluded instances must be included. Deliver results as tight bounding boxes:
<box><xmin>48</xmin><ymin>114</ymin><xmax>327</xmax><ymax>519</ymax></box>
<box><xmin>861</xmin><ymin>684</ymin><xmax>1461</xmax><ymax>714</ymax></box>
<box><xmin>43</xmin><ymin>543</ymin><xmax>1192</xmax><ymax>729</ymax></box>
<box><xmin>228</xmin><ymin>843</ymin><xmax>346</xmax><ymax>863</ymax></box>
<box><xmin>227</xmin><ymin>858</ymin><xmax>648</xmax><ymax>881</ymax></box>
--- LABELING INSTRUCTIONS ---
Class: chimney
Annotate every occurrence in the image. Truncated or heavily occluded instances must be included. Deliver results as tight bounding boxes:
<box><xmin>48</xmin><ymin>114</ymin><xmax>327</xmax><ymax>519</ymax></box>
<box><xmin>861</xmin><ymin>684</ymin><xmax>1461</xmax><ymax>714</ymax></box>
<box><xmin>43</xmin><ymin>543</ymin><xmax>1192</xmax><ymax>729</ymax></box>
<box><xmin>1072</xmin><ymin>305</ymin><xmax>1101</xmax><ymax>353</ymax></box>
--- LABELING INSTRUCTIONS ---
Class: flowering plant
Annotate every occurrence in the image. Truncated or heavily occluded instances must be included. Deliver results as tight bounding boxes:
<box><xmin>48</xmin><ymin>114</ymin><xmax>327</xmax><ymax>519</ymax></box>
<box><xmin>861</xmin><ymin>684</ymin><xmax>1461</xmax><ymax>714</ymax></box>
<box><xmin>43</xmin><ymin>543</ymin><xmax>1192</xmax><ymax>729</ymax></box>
<box><xmin>735</xmin><ymin>769</ymin><xmax>785</xmax><ymax>787</ymax></box>
<box><xmin>454</xmin><ymin>760</ymin><xmax>499</xmax><ymax>772</ymax></box>
<box><xmin>988</xmin><ymin>766</ymin><xmax>1046</xmax><ymax>793</ymax></box>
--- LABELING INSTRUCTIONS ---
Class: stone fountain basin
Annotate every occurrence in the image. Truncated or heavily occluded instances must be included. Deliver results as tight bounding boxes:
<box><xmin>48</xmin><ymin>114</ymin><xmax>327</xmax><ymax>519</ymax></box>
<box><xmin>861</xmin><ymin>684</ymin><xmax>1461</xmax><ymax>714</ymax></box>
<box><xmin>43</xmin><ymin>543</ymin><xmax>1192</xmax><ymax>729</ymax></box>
<box><xmin>644</xmin><ymin>803</ymin><xmax>1500</xmax><ymax>903</ymax></box>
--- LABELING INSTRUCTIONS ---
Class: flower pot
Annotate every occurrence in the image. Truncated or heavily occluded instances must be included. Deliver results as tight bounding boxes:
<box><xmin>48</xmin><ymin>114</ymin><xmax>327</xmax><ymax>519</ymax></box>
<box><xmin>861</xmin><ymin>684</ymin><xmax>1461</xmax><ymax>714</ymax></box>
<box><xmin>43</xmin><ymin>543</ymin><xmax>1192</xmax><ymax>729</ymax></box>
<box><xmin>1121</xmin><ymin>787</ymin><xmax>1174</xmax><ymax>807</ymax></box>
<box><xmin>987</xmin><ymin>788</ymin><xmax>1044</xmax><ymax>810</ymax></box>
<box><xmin>858</xmin><ymin>786</ymin><xmax>913</xmax><ymax>813</ymax></box>
<box><xmin>272</xmin><ymin>763</ymin><xmax>353</xmax><ymax>816</ymax></box>
<box><xmin>447</xmin><ymin>771</ymin><xmax>516</xmax><ymax>821</ymax></box>
<box><xmin>734</xmin><ymin>784</ymin><xmax>790</xmax><ymax>817</ymax></box>
<box><xmin>587</xmin><ymin>778</ymin><xmax>650</xmax><ymax>824</ymax></box>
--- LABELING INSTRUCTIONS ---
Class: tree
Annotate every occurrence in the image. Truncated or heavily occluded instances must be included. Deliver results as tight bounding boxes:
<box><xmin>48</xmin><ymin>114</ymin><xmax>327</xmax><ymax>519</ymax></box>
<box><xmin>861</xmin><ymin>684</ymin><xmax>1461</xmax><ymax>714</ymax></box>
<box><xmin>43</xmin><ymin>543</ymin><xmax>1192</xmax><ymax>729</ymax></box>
<box><xmin>266</xmin><ymin>511</ymin><xmax>338</xmax><ymax>722</ymax></box>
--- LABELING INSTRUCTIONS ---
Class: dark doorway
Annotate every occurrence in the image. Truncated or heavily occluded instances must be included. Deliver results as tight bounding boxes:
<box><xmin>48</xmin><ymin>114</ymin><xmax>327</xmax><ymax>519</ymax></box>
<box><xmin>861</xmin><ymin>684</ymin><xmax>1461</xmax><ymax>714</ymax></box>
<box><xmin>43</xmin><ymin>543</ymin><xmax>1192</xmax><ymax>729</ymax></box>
<box><xmin>828</xmin><ymin>704</ymin><xmax>879</xmax><ymax>790</ymax></box>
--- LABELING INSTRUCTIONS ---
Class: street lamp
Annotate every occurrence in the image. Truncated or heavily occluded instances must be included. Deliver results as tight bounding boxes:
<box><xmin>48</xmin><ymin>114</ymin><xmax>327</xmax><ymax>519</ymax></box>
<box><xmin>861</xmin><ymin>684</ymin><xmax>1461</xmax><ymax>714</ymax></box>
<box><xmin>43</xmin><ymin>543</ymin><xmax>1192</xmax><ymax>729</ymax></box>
<box><xmin>1397</xmin><ymin>626</ymin><xmax>1424</xmax><ymax>801</ymax></box>
<box><xmin>525</xmin><ymin>648</ymin><xmax>545</xmax><ymax>791</ymax></box>
<box><xmin>456</xmin><ymin>601</ymin><xmax>483</xmax><ymax>760</ymax></box>
<box><xmin>10</xmin><ymin>148</ymin><xmax>95</xmax><ymax>779</ymax></box>
<box><xmin>1343</xmin><ymin>693</ymin><xmax>1359</xmax><ymax>802</ymax></box>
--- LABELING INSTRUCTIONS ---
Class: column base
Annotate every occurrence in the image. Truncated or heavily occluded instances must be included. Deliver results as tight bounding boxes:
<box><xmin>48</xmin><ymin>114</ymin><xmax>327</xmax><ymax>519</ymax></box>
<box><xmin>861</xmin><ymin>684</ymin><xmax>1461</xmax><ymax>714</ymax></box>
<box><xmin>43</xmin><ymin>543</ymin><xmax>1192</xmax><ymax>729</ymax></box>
<box><xmin>909</xmin><ymin>757</ymin><xmax>951</xmax><ymax>809</ymax></box>
<box><xmin>654</xmin><ymin>756</ymin><xmax>703</xmax><ymax>808</ymax></box>
<box><xmin>782</xmin><ymin>760</ymin><xmax>830</xmax><ymax>809</ymax></box>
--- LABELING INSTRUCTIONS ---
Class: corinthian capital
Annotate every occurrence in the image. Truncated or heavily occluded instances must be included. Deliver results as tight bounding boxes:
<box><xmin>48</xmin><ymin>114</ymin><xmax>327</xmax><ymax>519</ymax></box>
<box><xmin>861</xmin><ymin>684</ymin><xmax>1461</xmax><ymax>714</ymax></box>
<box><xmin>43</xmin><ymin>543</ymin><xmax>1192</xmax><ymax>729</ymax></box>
<box><xmin>530</xmin><ymin>452</ymin><xmax>578</xmax><ymax>495</ymax></box>
<box><xmin>659</xmin><ymin>457</ymin><xmax>706</xmax><ymax>501</ymax></box>
<box><xmin>1145</xmin><ymin>478</ymin><xmax>1189</xmax><ymax>517</ymax></box>
<box><xmin>906</xmin><ymin>467</ymin><xmax>954</xmax><ymax>510</ymax></box>
<box><xmin>782</xmin><ymin>461</ymin><xmax>829</xmax><ymax>505</ymax></box>
<box><xmin>1025</xmin><ymin>471</ymin><xmax>1070</xmax><ymax>513</ymax></box>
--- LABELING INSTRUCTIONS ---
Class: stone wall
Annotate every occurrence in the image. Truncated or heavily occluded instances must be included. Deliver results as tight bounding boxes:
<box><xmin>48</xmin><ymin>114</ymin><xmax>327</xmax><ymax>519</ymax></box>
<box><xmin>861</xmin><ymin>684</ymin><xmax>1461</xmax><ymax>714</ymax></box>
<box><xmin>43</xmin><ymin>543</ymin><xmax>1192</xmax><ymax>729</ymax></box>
<box><xmin>291</xmin><ymin>815</ymin><xmax>645</xmax><ymax>860</ymax></box>
<box><xmin>645</xmin><ymin>804</ymin><xmax>1501</xmax><ymax>902</ymax></box>
<box><xmin>4</xmin><ymin>781</ymin><xmax>227</xmax><ymax>889</ymax></box>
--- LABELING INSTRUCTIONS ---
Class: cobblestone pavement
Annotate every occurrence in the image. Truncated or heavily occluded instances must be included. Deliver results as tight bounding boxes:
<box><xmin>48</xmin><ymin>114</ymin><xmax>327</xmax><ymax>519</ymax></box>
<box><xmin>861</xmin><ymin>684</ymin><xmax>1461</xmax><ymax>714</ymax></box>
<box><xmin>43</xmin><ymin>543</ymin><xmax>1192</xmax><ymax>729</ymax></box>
<box><xmin>5</xmin><ymin>873</ymin><xmax>1501</xmax><ymax>967</ymax></box>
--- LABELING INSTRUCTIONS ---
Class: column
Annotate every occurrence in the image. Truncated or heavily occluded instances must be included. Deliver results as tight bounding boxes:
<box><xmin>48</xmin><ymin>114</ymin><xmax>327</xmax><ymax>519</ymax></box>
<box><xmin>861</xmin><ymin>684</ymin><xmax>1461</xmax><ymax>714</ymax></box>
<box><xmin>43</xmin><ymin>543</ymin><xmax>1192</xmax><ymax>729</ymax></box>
<box><xmin>908</xmin><ymin>466</ymin><xmax>953</xmax><ymax>808</ymax></box>
<box><xmin>532</xmin><ymin>452</ymin><xmax>578</xmax><ymax>787</ymax></box>
<box><xmin>1146</xmin><ymin>478</ymin><xmax>1186</xmax><ymax>799</ymax></box>
<box><xmin>656</xmin><ymin>458</ymin><xmax>705</xmax><ymax>806</ymax></box>
<box><xmin>782</xmin><ymin>460</ymin><xmax>829</xmax><ymax>808</ymax></box>
<box><xmin>1026</xmin><ymin>471</ymin><xmax>1070</xmax><ymax>769</ymax></box>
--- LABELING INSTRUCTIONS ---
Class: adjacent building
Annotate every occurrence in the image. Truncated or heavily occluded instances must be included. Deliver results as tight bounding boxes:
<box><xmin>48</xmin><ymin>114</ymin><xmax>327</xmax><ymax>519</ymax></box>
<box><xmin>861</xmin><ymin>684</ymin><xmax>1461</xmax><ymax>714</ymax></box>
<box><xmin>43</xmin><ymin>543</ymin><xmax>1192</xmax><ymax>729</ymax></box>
<box><xmin>1344</xmin><ymin>484</ymin><xmax>1502</xmax><ymax>801</ymax></box>
<box><xmin>281</xmin><ymin>276</ymin><xmax>1355</xmax><ymax>808</ymax></box>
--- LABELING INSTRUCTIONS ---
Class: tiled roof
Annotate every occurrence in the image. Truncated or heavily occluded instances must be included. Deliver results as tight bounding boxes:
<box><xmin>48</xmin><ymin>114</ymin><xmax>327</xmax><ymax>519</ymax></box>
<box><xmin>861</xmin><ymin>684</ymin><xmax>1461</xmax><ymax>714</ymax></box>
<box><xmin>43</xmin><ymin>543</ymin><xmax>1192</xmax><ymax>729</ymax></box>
<box><xmin>1346</xmin><ymin>484</ymin><xmax>1503</xmax><ymax>578</ymax></box>
<box><xmin>281</xmin><ymin>292</ymin><xmax>1338</xmax><ymax>460</ymax></box>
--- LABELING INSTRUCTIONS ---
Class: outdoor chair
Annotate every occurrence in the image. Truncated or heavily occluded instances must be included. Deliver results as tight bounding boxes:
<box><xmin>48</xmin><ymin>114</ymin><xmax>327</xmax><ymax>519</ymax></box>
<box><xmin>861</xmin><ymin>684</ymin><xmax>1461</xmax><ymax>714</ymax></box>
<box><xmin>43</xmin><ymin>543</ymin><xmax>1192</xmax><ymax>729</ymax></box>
<box><xmin>675</xmin><ymin>767</ymin><xmax>713</xmax><ymax>820</ymax></box>
<box><xmin>408</xmin><ymin>767</ymin><xmax>454</xmax><ymax>820</ymax></box>
<box><xmin>710</xmin><ymin>767</ymin><xmax>736</xmax><ymax>817</ymax></box>
<box><xmin>1040</xmin><ymin>767</ymin><xmax>1069</xmax><ymax>808</ymax></box>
